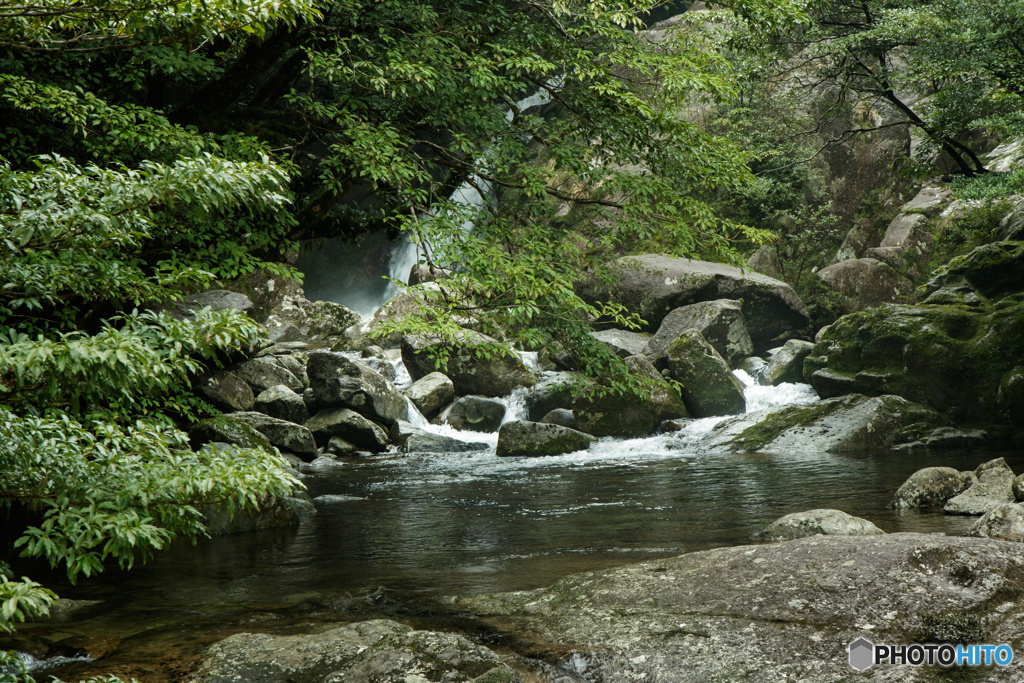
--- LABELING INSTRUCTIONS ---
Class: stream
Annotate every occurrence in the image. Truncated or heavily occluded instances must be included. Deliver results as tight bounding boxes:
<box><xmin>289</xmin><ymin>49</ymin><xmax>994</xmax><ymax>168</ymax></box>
<box><xmin>11</xmin><ymin>367</ymin><xmax>1023</xmax><ymax>682</ymax></box>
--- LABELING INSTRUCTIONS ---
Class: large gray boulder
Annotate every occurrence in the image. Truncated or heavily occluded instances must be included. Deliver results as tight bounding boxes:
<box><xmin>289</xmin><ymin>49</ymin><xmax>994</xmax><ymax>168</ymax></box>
<box><xmin>588</xmin><ymin>329</ymin><xmax>651</xmax><ymax>358</ymax></box>
<box><xmin>891</xmin><ymin>467</ymin><xmax>975</xmax><ymax>509</ymax></box>
<box><xmin>403</xmin><ymin>372</ymin><xmax>455</xmax><ymax>416</ymax></box>
<box><xmin>753</xmin><ymin>509</ymin><xmax>884</xmax><ymax>542</ymax></box>
<box><xmin>863</xmin><ymin>212</ymin><xmax>933</xmax><ymax>277</ymax></box>
<box><xmin>815</xmin><ymin>257</ymin><xmax>913</xmax><ymax>312</ymax></box>
<box><xmin>576</xmin><ymin>254</ymin><xmax>809</xmax><ymax>348</ymax></box>
<box><xmin>496</xmin><ymin>421</ymin><xmax>596</xmax><ymax>458</ymax></box>
<box><xmin>253</xmin><ymin>384</ymin><xmax>308</xmax><ymax>425</ymax></box>
<box><xmin>523</xmin><ymin>372</ymin><xmax>576</xmax><ymax>422</ymax></box>
<box><xmin>187</xmin><ymin>619</ymin><xmax>512</xmax><ymax>683</ymax></box>
<box><xmin>195</xmin><ymin>371</ymin><xmax>254</xmax><ymax>412</ymax></box>
<box><xmin>306</xmin><ymin>351</ymin><xmax>407</xmax><ymax>426</ymax></box>
<box><xmin>574</xmin><ymin>355</ymin><xmax>687</xmax><ymax>437</ymax></box>
<box><xmin>234</xmin><ymin>356</ymin><xmax>304</xmax><ymax>394</ymax></box>
<box><xmin>305</xmin><ymin>408</ymin><xmax>389</xmax><ymax>453</ymax></box>
<box><xmin>228</xmin><ymin>412</ymin><xmax>317</xmax><ymax>460</ymax></box>
<box><xmin>153</xmin><ymin>289</ymin><xmax>255</xmax><ymax>321</ymax></box>
<box><xmin>540</xmin><ymin>408</ymin><xmax>580</xmax><ymax>431</ymax></box>
<box><xmin>436</xmin><ymin>396</ymin><xmax>506</xmax><ymax>433</ymax></box>
<box><xmin>702</xmin><ymin>394</ymin><xmax>944</xmax><ymax>454</ymax></box>
<box><xmin>665</xmin><ymin>329</ymin><xmax>745</xmax><ymax>417</ymax></box>
<box><xmin>969</xmin><ymin>503</ymin><xmax>1024</xmax><ymax>543</ymax></box>
<box><xmin>402</xmin><ymin>332</ymin><xmax>536</xmax><ymax>397</ymax></box>
<box><xmin>643</xmin><ymin>299</ymin><xmax>753</xmax><ymax>368</ymax></box>
<box><xmin>902</xmin><ymin>185</ymin><xmax>951</xmax><ymax>215</ymax></box>
<box><xmin>760</xmin><ymin>339</ymin><xmax>814</xmax><ymax>386</ymax></box>
<box><xmin>454</xmin><ymin>534</ymin><xmax>1024</xmax><ymax>683</ymax></box>
<box><xmin>263</xmin><ymin>297</ymin><xmax>360</xmax><ymax>343</ymax></box>
<box><xmin>945</xmin><ymin>458</ymin><xmax>1016</xmax><ymax>515</ymax></box>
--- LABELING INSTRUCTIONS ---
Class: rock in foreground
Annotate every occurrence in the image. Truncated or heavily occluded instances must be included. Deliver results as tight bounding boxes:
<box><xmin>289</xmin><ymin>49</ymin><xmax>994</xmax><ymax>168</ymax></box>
<box><xmin>454</xmin><ymin>534</ymin><xmax>1024</xmax><ymax>683</ymax></box>
<box><xmin>188</xmin><ymin>619</ymin><xmax>512</xmax><ymax>683</ymax></box>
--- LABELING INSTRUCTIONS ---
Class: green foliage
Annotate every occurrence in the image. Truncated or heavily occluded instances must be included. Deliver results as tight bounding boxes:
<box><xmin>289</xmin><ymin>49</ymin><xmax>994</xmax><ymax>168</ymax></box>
<box><xmin>0</xmin><ymin>573</ymin><xmax>56</xmax><ymax>634</ymax></box>
<box><xmin>950</xmin><ymin>169</ymin><xmax>1024</xmax><ymax>203</ymax></box>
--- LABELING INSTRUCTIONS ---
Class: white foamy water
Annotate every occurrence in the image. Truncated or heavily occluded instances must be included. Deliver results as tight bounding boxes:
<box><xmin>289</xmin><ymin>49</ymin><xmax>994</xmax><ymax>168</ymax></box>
<box><xmin>734</xmin><ymin>369</ymin><xmax>819</xmax><ymax>413</ymax></box>
<box><xmin>500</xmin><ymin>386</ymin><xmax>529</xmax><ymax>423</ymax></box>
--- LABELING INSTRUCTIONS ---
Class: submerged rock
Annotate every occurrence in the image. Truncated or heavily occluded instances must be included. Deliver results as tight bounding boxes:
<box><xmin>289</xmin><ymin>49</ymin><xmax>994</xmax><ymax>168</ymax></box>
<box><xmin>891</xmin><ymin>467</ymin><xmax>975</xmax><ymax>509</ymax></box>
<box><xmin>576</xmin><ymin>254</ymin><xmax>809</xmax><ymax>347</ymax></box>
<box><xmin>753</xmin><ymin>509</ymin><xmax>884</xmax><ymax>542</ymax></box>
<box><xmin>703</xmin><ymin>394</ymin><xmax>943</xmax><ymax>453</ymax></box>
<box><xmin>454</xmin><ymin>534</ymin><xmax>1024</xmax><ymax>683</ymax></box>
<box><xmin>402</xmin><ymin>332</ymin><xmax>537</xmax><ymax>397</ymax></box>
<box><xmin>944</xmin><ymin>457</ymin><xmax>1016</xmax><ymax>515</ymax></box>
<box><xmin>643</xmin><ymin>299</ymin><xmax>753</xmax><ymax>368</ymax></box>
<box><xmin>307</xmin><ymin>351</ymin><xmax>407</xmax><ymax>426</ymax></box>
<box><xmin>437</xmin><ymin>395</ymin><xmax>506</xmax><ymax>433</ymax></box>
<box><xmin>665</xmin><ymin>329</ymin><xmax>745</xmax><ymax>417</ymax></box>
<box><xmin>496</xmin><ymin>420</ymin><xmax>596</xmax><ymax>458</ymax></box>
<box><xmin>404</xmin><ymin>371</ymin><xmax>455</xmax><ymax>416</ymax></box>
<box><xmin>188</xmin><ymin>619</ymin><xmax>512</xmax><ymax>683</ymax></box>
<box><xmin>253</xmin><ymin>384</ymin><xmax>308</xmax><ymax>425</ymax></box>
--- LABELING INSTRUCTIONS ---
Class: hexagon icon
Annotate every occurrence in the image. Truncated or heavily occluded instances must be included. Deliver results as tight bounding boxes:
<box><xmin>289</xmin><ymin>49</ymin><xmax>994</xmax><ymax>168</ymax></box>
<box><xmin>849</xmin><ymin>638</ymin><xmax>874</xmax><ymax>671</ymax></box>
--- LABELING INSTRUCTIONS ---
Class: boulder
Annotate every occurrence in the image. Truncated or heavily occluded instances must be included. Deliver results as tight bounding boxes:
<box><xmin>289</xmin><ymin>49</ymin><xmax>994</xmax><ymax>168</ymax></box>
<box><xmin>195</xmin><ymin>371</ymin><xmax>254</xmax><ymax>412</ymax></box>
<box><xmin>901</xmin><ymin>185</ymin><xmax>951</xmax><ymax>215</ymax></box>
<box><xmin>702</xmin><ymin>394</ymin><xmax>944</xmax><ymax>453</ymax></box>
<box><xmin>576</xmin><ymin>254</ymin><xmax>809</xmax><ymax>347</ymax></box>
<box><xmin>189</xmin><ymin>417</ymin><xmax>273</xmax><ymax>453</ymax></box>
<box><xmin>574</xmin><ymin>355</ymin><xmax>687</xmax><ymax>437</ymax></box>
<box><xmin>1015</xmin><ymin>473</ymin><xmax>1024</xmax><ymax>502</ymax></box>
<box><xmin>523</xmin><ymin>372</ymin><xmax>576</xmax><ymax>422</ymax></box>
<box><xmin>453</xmin><ymin>534</ymin><xmax>1024</xmax><ymax>683</ymax></box>
<box><xmin>234</xmin><ymin>356</ymin><xmax>304</xmax><ymax>394</ymax></box>
<box><xmin>665</xmin><ymin>330</ymin><xmax>745</xmax><ymax>417</ymax></box>
<box><xmin>891</xmin><ymin>467</ymin><xmax>975</xmax><ymax>509</ymax></box>
<box><xmin>263</xmin><ymin>296</ymin><xmax>360</xmax><ymax>343</ymax></box>
<box><xmin>588</xmin><ymin>329</ymin><xmax>651</xmax><ymax>358</ymax></box>
<box><xmin>863</xmin><ymin>213</ymin><xmax>933</xmax><ymax>277</ymax></box>
<box><xmin>945</xmin><ymin>458</ymin><xmax>1016</xmax><ymax>515</ymax></box>
<box><xmin>388</xmin><ymin>420</ymin><xmax>423</xmax><ymax>446</ymax></box>
<box><xmin>253</xmin><ymin>384</ymin><xmax>308</xmax><ymax>425</ymax></box>
<box><xmin>152</xmin><ymin>289</ymin><xmax>255</xmax><ymax>321</ymax></box>
<box><xmin>408</xmin><ymin>264</ymin><xmax>451</xmax><ymax>286</ymax></box>
<box><xmin>306</xmin><ymin>351</ymin><xmax>407</xmax><ymax>425</ymax></box>
<box><xmin>643</xmin><ymin>299</ymin><xmax>753</xmax><ymax>368</ymax></box>
<box><xmin>496</xmin><ymin>421</ymin><xmax>596</xmax><ymax>458</ymax></box>
<box><xmin>228</xmin><ymin>412</ymin><xmax>317</xmax><ymax>460</ymax></box>
<box><xmin>925</xmin><ymin>241</ymin><xmax>1024</xmax><ymax>302</ymax></box>
<box><xmin>753</xmin><ymin>509</ymin><xmax>884</xmax><ymax>542</ymax></box>
<box><xmin>305</xmin><ymin>408</ymin><xmax>389</xmax><ymax>453</ymax></box>
<box><xmin>540</xmin><ymin>408</ymin><xmax>580</xmax><ymax>431</ymax></box>
<box><xmin>187</xmin><ymin>619</ymin><xmax>512</xmax><ymax>683</ymax></box>
<box><xmin>404</xmin><ymin>372</ymin><xmax>455</xmax><ymax>416</ymax></box>
<box><xmin>831</xmin><ymin>217</ymin><xmax>884</xmax><ymax>264</ymax></box>
<box><xmin>325</xmin><ymin>436</ymin><xmax>357</xmax><ymax>457</ymax></box>
<box><xmin>746</xmin><ymin>244</ymin><xmax>783</xmax><ymax>277</ymax></box>
<box><xmin>815</xmin><ymin>258</ymin><xmax>913</xmax><ymax>312</ymax></box>
<box><xmin>436</xmin><ymin>396</ymin><xmax>506</xmax><ymax>433</ymax></box>
<box><xmin>403</xmin><ymin>432</ymin><xmax>490</xmax><ymax>454</ymax></box>
<box><xmin>808</xmin><ymin>298</ymin><xmax>1024</xmax><ymax>422</ymax></box>
<box><xmin>891</xmin><ymin>426</ymin><xmax>988</xmax><ymax>451</ymax></box>
<box><xmin>401</xmin><ymin>332</ymin><xmax>537</xmax><ymax>397</ymax></box>
<box><xmin>760</xmin><ymin>339</ymin><xmax>814</xmax><ymax>386</ymax></box>
<box><xmin>969</xmin><ymin>503</ymin><xmax>1024</xmax><ymax>542</ymax></box>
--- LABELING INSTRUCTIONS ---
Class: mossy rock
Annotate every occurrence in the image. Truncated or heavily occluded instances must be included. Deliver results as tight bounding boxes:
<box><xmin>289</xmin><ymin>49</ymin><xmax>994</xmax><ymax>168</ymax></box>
<box><xmin>925</xmin><ymin>241</ymin><xmax>1024</xmax><ymax>301</ymax></box>
<box><xmin>809</xmin><ymin>300</ymin><xmax>1024</xmax><ymax>423</ymax></box>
